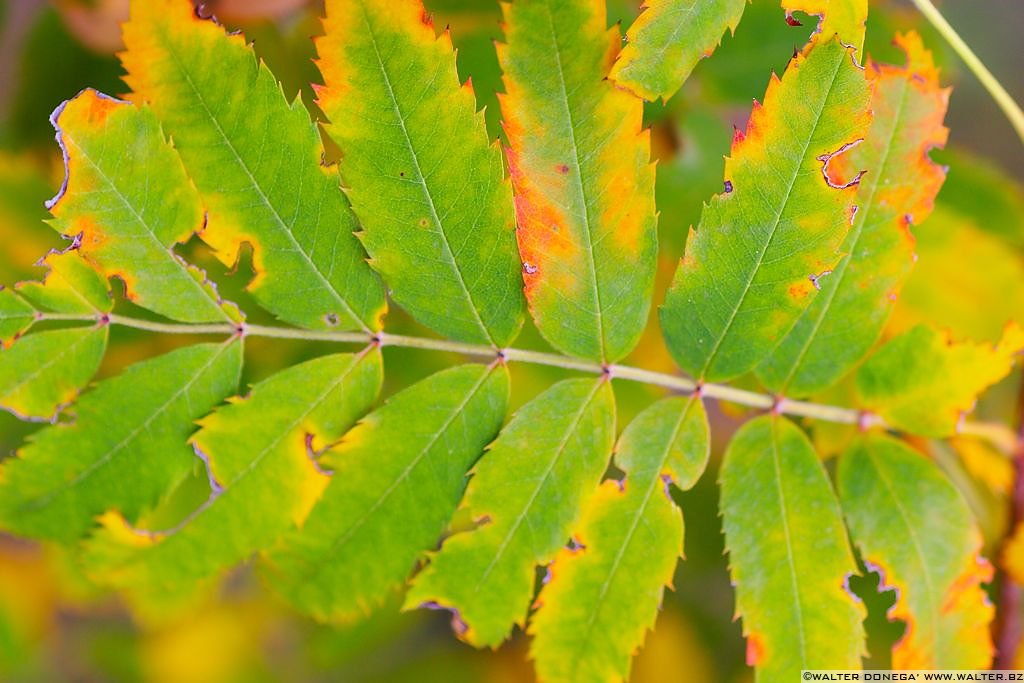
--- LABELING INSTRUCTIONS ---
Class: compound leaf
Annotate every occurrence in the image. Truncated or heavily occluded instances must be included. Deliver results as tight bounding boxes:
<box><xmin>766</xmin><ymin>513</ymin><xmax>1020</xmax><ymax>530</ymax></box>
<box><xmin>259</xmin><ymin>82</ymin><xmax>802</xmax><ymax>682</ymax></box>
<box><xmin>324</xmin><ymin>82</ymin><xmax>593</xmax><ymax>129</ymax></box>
<box><xmin>529</xmin><ymin>396</ymin><xmax>709</xmax><ymax>683</ymax></box>
<box><xmin>48</xmin><ymin>88</ymin><xmax>238</xmax><ymax>324</ymax></box>
<box><xmin>720</xmin><ymin>415</ymin><xmax>864</xmax><ymax>680</ymax></box>
<box><xmin>838</xmin><ymin>434</ymin><xmax>994</xmax><ymax>668</ymax></box>
<box><xmin>0</xmin><ymin>340</ymin><xmax>242</xmax><ymax>543</ymax></box>
<box><xmin>405</xmin><ymin>377</ymin><xmax>615</xmax><ymax>647</ymax></box>
<box><xmin>121</xmin><ymin>0</ymin><xmax>385</xmax><ymax>332</ymax></box>
<box><xmin>857</xmin><ymin>323</ymin><xmax>1024</xmax><ymax>437</ymax></box>
<box><xmin>0</xmin><ymin>325</ymin><xmax>107</xmax><ymax>421</ymax></box>
<box><xmin>83</xmin><ymin>348</ymin><xmax>383</xmax><ymax>599</ymax></box>
<box><xmin>266</xmin><ymin>362</ymin><xmax>509</xmax><ymax>620</ymax></box>
<box><xmin>609</xmin><ymin>0</ymin><xmax>748</xmax><ymax>102</ymax></box>
<box><xmin>499</xmin><ymin>0</ymin><xmax>657</xmax><ymax>363</ymax></box>
<box><xmin>660</xmin><ymin>38</ymin><xmax>871</xmax><ymax>382</ymax></box>
<box><xmin>757</xmin><ymin>32</ymin><xmax>949</xmax><ymax>397</ymax></box>
<box><xmin>315</xmin><ymin>0</ymin><xmax>524</xmax><ymax>347</ymax></box>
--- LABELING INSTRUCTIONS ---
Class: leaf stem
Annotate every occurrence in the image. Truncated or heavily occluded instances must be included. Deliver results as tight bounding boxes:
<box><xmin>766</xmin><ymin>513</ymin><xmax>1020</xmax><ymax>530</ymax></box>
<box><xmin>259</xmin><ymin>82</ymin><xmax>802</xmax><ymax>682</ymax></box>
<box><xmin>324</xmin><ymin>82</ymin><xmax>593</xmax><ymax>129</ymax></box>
<box><xmin>34</xmin><ymin>312</ymin><xmax>1015</xmax><ymax>442</ymax></box>
<box><xmin>909</xmin><ymin>0</ymin><xmax>1024</xmax><ymax>145</ymax></box>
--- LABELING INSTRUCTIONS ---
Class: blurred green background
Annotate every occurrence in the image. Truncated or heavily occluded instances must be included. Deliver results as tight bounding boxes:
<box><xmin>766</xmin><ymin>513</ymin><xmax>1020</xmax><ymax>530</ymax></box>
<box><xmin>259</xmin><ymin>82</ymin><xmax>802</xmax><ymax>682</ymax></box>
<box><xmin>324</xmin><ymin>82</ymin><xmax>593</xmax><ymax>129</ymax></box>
<box><xmin>0</xmin><ymin>0</ymin><xmax>1021</xmax><ymax>680</ymax></box>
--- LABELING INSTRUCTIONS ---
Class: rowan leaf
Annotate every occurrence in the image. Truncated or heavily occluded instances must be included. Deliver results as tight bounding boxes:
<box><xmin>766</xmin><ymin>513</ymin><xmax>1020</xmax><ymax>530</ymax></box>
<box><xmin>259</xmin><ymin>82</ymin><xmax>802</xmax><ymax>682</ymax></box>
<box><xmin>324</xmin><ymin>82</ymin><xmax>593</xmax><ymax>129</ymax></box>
<box><xmin>0</xmin><ymin>289</ymin><xmax>36</xmax><ymax>347</ymax></box>
<box><xmin>48</xmin><ymin>88</ymin><xmax>238</xmax><ymax>324</ymax></box>
<box><xmin>314</xmin><ymin>0</ymin><xmax>524</xmax><ymax>347</ymax></box>
<box><xmin>609</xmin><ymin>0</ymin><xmax>748</xmax><ymax>102</ymax></box>
<box><xmin>266</xmin><ymin>362</ymin><xmax>509</xmax><ymax>620</ymax></box>
<box><xmin>121</xmin><ymin>0</ymin><xmax>385</xmax><ymax>332</ymax></box>
<box><xmin>82</xmin><ymin>348</ymin><xmax>383</xmax><ymax>599</ymax></box>
<box><xmin>0</xmin><ymin>252</ymin><xmax>111</xmax><ymax>407</ymax></box>
<box><xmin>0</xmin><ymin>340</ymin><xmax>242</xmax><ymax>543</ymax></box>
<box><xmin>782</xmin><ymin>0</ymin><xmax>868</xmax><ymax>51</ymax></box>
<box><xmin>405</xmin><ymin>377</ymin><xmax>615</xmax><ymax>647</ymax></box>
<box><xmin>837</xmin><ymin>434</ymin><xmax>994</xmax><ymax>668</ymax></box>
<box><xmin>529</xmin><ymin>396</ymin><xmax>709</xmax><ymax>683</ymax></box>
<box><xmin>660</xmin><ymin>37</ymin><xmax>871</xmax><ymax>382</ymax></box>
<box><xmin>720</xmin><ymin>415</ymin><xmax>865</xmax><ymax>680</ymax></box>
<box><xmin>16</xmin><ymin>250</ymin><xmax>112</xmax><ymax>316</ymax></box>
<box><xmin>891</xmin><ymin>206</ymin><xmax>1024</xmax><ymax>343</ymax></box>
<box><xmin>856</xmin><ymin>323</ymin><xmax>1024</xmax><ymax>437</ymax></box>
<box><xmin>499</xmin><ymin>0</ymin><xmax>657</xmax><ymax>363</ymax></box>
<box><xmin>0</xmin><ymin>326</ymin><xmax>107</xmax><ymax>421</ymax></box>
<box><xmin>756</xmin><ymin>32</ymin><xmax>949</xmax><ymax>397</ymax></box>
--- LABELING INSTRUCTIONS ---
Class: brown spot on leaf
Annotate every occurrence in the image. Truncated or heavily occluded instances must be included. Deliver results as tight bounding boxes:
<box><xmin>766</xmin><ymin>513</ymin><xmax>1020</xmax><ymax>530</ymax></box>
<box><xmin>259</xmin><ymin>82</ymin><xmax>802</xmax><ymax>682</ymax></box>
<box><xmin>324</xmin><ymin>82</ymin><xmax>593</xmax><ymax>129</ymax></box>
<box><xmin>788</xmin><ymin>281</ymin><xmax>813</xmax><ymax>299</ymax></box>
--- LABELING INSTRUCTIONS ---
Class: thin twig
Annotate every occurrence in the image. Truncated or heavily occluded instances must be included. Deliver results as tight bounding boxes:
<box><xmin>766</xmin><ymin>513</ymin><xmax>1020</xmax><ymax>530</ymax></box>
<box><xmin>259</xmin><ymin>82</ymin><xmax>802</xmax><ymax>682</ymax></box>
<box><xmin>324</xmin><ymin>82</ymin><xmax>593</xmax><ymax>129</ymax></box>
<box><xmin>39</xmin><ymin>312</ymin><xmax>1015</xmax><ymax>442</ymax></box>
<box><xmin>909</xmin><ymin>0</ymin><xmax>1024</xmax><ymax>145</ymax></box>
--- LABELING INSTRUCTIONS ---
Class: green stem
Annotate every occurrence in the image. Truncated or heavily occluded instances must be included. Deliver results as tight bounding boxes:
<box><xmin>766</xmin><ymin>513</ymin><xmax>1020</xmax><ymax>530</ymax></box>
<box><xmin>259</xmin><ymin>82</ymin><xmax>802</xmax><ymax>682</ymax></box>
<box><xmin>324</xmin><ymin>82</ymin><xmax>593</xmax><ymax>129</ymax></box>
<box><xmin>909</xmin><ymin>0</ymin><xmax>1024</xmax><ymax>145</ymax></box>
<box><xmin>41</xmin><ymin>312</ymin><xmax>1013</xmax><ymax>442</ymax></box>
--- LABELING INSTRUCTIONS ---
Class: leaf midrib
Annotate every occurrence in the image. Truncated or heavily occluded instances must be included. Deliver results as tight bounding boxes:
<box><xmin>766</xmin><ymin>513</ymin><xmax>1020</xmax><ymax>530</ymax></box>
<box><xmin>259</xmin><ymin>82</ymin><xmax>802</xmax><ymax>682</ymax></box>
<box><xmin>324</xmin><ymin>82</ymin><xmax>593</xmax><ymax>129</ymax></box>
<box><xmin>471</xmin><ymin>379</ymin><xmax>608</xmax><ymax>601</ymax></box>
<box><xmin>860</xmin><ymin>447</ymin><xmax>941</xmax><ymax>662</ymax></box>
<box><xmin>293</xmin><ymin>364</ymin><xmax>499</xmax><ymax>591</ymax></box>
<box><xmin>769</xmin><ymin>419</ymin><xmax>809</xmax><ymax>668</ymax></box>
<box><xmin>357</xmin><ymin>0</ymin><xmax>495</xmax><ymax>346</ymax></box>
<box><xmin>159</xmin><ymin>35</ymin><xmax>372</xmax><ymax>333</ymax></box>
<box><xmin>538</xmin><ymin>1</ymin><xmax>608</xmax><ymax>361</ymax></box>
<box><xmin>65</xmin><ymin>130</ymin><xmax>231</xmax><ymax>323</ymax></box>
<box><xmin>696</xmin><ymin>46</ymin><xmax>848</xmax><ymax>380</ymax></box>
<box><xmin>565</xmin><ymin>397</ymin><xmax>699</xmax><ymax>673</ymax></box>
<box><xmin>0</xmin><ymin>327</ymin><xmax>104</xmax><ymax>408</ymax></box>
<box><xmin>20</xmin><ymin>340</ymin><xmax>238</xmax><ymax>513</ymax></box>
<box><xmin>772</xmin><ymin>77</ymin><xmax>912</xmax><ymax>393</ymax></box>
<box><xmin>136</xmin><ymin>349</ymin><xmax>374</xmax><ymax>545</ymax></box>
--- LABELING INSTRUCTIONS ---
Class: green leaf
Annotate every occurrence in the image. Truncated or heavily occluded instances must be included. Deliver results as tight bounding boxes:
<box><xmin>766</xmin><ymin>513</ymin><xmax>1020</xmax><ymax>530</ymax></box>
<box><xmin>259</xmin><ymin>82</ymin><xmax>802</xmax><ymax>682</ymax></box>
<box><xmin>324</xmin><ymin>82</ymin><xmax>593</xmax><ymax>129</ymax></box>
<box><xmin>660</xmin><ymin>38</ymin><xmax>871</xmax><ymax>382</ymax></box>
<box><xmin>0</xmin><ymin>289</ymin><xmax>36</xmax><ymax>346</ymax></box>
<box><xmin>529</xmin><ymin>396</ymin><xmax>709</xmax><ymax>683</ymax></box>
<box><xmin>856</xmin><ymin>323</ymin><xmax>1024</xmax><ymax>437</ymax></box>
<box><xmin>720</xmin><ymin>415</ymin><xmax>864</xmax><ymax>680</ymax></box>
<box><xmin>0</xmin><ymin>326</ymin><xmax>107</xmax><ymax>421</ymax></box>
<box><xmin>756</xmin><ymin>32</ymin><xmax>950</xmax><ymax>397</ymax></box>
<box><xmin>782</xmin><ymin>0</ymin><xmax>867</xmax><ymax>52</ymax></box>
<box><xmin>82</xmin><ymin>348</ymin><xmax>383</xmax><ymax>599</ymax></box>
<box><xmin>837</xmin><ymin>434</ymin><xmax>994</xmax><ymax>668</ymax></box>
<box><xmin>265</xmin><ymin>362</ymin><xmax>509</xmax><ymax>620</ymax></box>
<box><xmin>16</xmin><ymin>250</ymin><xmax>112</xmax><ymax>315</ymax></box>
<box><xmin>315</xmin><ymin>0</ymin><xmax>524</xmax><ymax>347</ymax></box>
<box><xmin>499</xmin><ymin>0</ymin><xmax>658</xmax><ymax>363</ymax></box>
<box><xmin>405</xmin><ymin>377</ymin><xmax>615</xmax><ymax>647</ymax></box>
<box><xmin>48</xmin><ymin>89</ymin><xmax>238</xmax><ymax>324</ymax></box>
<box><xmin>609</xmin><ymin>0</ymin><xmax>748</xmax><ymax>101</ymax></box>
<box><xmin>0</xmin><ymin>340</ymin><xmax>242</xmax><ymax>543</ymax></box>
<box><xmin>892</xmin><ymin>206</ymin><xmax>1024</xmax><ymax>343</ymax></box>
<box><xmin>121</xmin><ymin>0</ymin><xmax>385</xmax><ymax>332</ymax></box>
